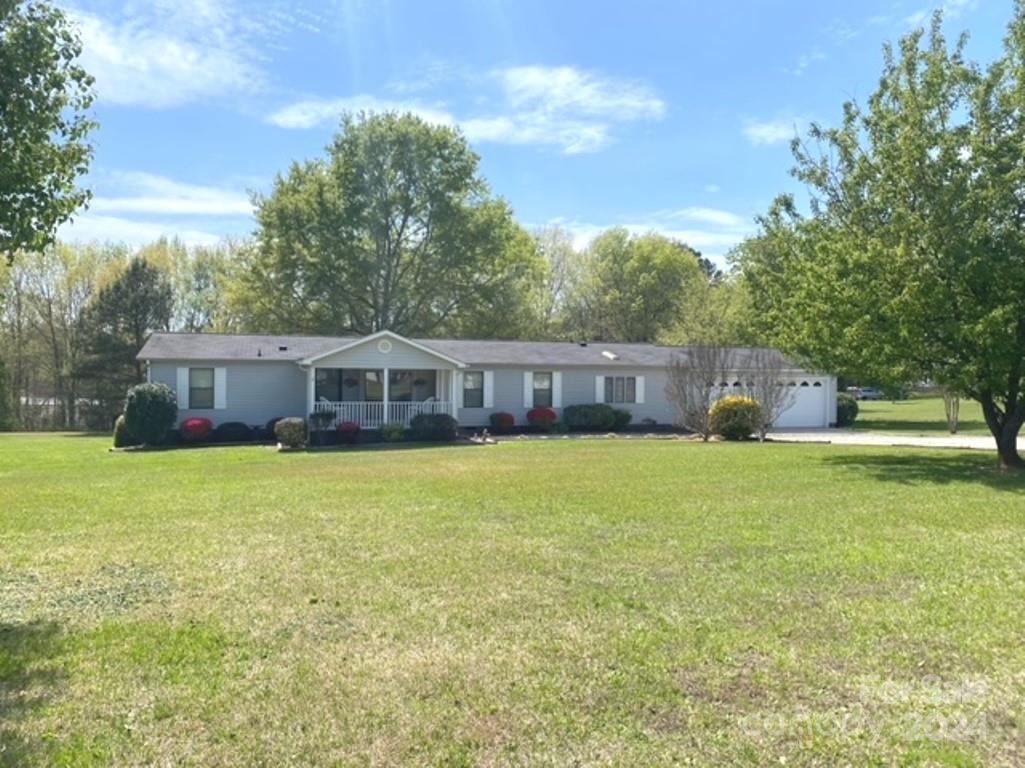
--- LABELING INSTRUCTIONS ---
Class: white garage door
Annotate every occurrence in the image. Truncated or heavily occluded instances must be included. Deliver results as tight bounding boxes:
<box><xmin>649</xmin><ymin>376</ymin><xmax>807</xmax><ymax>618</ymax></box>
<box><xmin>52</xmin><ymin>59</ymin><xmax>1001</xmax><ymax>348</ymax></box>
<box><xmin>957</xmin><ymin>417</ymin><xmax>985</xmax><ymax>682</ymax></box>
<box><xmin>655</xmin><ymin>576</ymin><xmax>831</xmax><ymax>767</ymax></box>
<box><xmin>775</xmin><ymin>380</ymin><xmax>827</xmax><ymax>428</ymax></box>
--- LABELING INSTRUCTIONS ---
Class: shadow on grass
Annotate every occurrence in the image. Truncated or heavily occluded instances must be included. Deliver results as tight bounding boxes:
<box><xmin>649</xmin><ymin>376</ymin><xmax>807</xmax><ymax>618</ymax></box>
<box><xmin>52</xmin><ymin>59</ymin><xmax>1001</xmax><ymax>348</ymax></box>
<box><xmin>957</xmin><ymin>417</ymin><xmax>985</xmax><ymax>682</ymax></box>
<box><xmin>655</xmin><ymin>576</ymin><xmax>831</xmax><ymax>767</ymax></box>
<box><xmin>820</xmin><ymin>451</ymin><xmax>1025</xmax><ymax>491</ymax></box>
<box><xmin>0</xmin><ymin>621</ymin><xmax>65</xmax><ymax>767</ymax></box>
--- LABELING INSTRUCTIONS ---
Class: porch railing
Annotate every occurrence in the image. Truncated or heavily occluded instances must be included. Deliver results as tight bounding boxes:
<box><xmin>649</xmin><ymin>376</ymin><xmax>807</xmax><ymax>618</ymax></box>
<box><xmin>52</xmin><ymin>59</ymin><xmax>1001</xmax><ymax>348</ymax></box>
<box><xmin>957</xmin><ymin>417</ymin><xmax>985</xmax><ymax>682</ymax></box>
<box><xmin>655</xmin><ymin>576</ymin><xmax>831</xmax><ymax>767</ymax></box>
<box><xmin>313</xmin><ymin>400</ymin><xmax>453</xmax><ymax>429</ymax></box>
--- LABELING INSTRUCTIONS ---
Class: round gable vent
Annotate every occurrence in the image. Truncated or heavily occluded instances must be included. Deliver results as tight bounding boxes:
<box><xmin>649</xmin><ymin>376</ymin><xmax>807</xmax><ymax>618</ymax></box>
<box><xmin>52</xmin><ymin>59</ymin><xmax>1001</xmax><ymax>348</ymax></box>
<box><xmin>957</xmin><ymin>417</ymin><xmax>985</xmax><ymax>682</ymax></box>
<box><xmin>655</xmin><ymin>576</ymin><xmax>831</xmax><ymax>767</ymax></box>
<box><xmin>377</xmin><ymin>339</ymin><xmax>393</xmax><ymax>354</ymax></box>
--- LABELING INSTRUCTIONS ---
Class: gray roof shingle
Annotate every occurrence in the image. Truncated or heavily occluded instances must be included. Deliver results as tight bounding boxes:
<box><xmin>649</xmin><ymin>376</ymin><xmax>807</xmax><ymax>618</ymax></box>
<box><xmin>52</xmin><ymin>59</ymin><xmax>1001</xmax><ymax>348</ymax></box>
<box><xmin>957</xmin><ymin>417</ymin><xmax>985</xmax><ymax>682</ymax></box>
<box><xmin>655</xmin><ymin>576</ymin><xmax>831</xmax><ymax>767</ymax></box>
<box><xmin>138</xmin><ymin>332</ymin><xmax>812</xmax><ymax>371</ymax></box>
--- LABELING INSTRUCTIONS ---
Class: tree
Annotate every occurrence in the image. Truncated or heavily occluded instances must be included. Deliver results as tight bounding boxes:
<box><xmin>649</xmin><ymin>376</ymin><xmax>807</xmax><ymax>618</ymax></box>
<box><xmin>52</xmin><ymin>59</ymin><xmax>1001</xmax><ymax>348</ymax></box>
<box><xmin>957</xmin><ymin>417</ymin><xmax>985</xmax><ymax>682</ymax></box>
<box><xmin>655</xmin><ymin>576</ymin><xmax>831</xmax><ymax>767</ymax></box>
<box><xmin>563</xmin><ymin>229</ymin><xmax>704</xmax><ymax>342</ymax></box>
<box><xmin>530</xmin><ymin>225</ymin><xmax>581</xmax><ymax>339</ymax></box>
<box><xmin>0</xmin><ymin>359</ymin><xmax>12</xmax><ymax>430</ymax></box>
<box><xmin>1</xmin><ymin>1</ymin><xmax>95</xmax><ymax>263</ymax></box>
<box><xmin>232</xmin><ymin>112</ymin><xmax>541</xmax><ymax>337</ymax></box>
<box><xmin>664</xmin><ymin>345</ymin><xmax>731</xmax><ymax>441</ymax></box>
<box><xmin>745</xmin><ymin>348</ymin><xmax>797</xmax><ymax>441</ymax></box>
<box><xmin>78</xmin><ymin>258</ymin><xmax>173</xmax><ymax>426</ymax></box>
<box><xmin>737</xmin><ymin>9</ymin><xmax>1025</xmax><ymax>469</ymax></box>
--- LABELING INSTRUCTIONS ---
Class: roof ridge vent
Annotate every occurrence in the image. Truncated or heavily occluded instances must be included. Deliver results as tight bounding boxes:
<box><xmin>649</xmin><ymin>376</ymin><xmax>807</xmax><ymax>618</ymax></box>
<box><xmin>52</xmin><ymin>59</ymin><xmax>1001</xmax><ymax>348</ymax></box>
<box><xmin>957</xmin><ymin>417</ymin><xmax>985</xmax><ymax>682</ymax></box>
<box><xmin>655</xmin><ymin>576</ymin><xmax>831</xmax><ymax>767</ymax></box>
<box><xmin>602</xmin><ymin>350</ymin><xmax>619</xmax><ymax>361</ymax></box>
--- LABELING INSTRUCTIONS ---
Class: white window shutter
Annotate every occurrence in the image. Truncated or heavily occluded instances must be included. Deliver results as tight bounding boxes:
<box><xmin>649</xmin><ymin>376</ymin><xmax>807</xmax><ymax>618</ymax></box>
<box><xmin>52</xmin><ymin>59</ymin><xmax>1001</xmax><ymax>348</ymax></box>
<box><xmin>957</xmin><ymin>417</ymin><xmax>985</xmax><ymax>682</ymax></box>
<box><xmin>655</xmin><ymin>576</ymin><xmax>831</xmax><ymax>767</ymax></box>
<box><xmin>636</xmin><ymin>375</ymin><xmax>646</xmax><ymax>404</ymax></box>
<box><xmin>552</xmin><ymin>372</ymin><xmax>563</xmax><ymax>408</ymax></box>
<box><xmin>483</xmin><ymin>371</ymin><xmax>494</xmax><ymax>408</ymax></box>
<box><xmin>523</xmin><ymin>371</ymin><xmax>533</xmax><ymax>408</ymax></box>
<box><xmin>595</xmin><ymin>375</ymin><xmax>605</xmax><ymax>403</ymax></box>
<box><xmin>214</xmin><ymin>367</ymin><xmax>227</xmax><ymax>409</ymax></box>
<box><xmin>176</xmin><ymin>367</ymin><xmax>189</xmax><ymax>409</ymax></box>
<box><xmin>454</xmin><ymin>371</ymin><xmax>464</xmax><ymax>409</ymax></box>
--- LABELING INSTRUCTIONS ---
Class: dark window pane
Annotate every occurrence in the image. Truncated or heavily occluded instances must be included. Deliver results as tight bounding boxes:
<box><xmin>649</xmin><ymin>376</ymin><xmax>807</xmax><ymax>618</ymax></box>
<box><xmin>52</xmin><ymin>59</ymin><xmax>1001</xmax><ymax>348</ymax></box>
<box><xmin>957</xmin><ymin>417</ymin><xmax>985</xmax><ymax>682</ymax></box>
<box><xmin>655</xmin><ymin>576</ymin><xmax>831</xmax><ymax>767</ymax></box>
<box><xmin>533</xmin><ymin>388</ymin><xmax>552</xmax><ymax>407</ymax></box>
<box><xmin>189</xmin><ymin>368</ymin><xmax>214</xmax><ymax>409</ymax></box>
<box><xmin>625</xmin><ymin>377</ymin><xmax>636</xmax><ymax>403</ymax></box>
<box><xmin>463</xmin><ymin>370</ymin><xmax>483</xmax><ymax>408</ymax></box>
<box><xmin>614</xmin><ymin>377</ymin><xmax>624</xmax><ymax>403</ymax></box>
<box><xmin>605</xmin><ymin>377</ymin><xmax>613</xmax><ymax>403</ymax></box>
<box><xmin>315</xmin><ymin>369</ymin><xmax>341</xmax><ymax>401</ymax></box>
<box><xmin>364</xmin><ymin>370</ymin><xmax>383</xmax><ymax>402</ymax></box>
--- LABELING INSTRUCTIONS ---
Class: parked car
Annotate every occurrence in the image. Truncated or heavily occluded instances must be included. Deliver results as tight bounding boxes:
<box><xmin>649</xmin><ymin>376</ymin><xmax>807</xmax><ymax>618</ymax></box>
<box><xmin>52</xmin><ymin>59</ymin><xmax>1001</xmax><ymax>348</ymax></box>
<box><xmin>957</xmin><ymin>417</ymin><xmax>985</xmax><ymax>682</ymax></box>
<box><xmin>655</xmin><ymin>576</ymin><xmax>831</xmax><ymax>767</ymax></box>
<box><xmin>856</xmin><ymin>387</ymin><xmax>884</xmax><ymax>401</ymax></box>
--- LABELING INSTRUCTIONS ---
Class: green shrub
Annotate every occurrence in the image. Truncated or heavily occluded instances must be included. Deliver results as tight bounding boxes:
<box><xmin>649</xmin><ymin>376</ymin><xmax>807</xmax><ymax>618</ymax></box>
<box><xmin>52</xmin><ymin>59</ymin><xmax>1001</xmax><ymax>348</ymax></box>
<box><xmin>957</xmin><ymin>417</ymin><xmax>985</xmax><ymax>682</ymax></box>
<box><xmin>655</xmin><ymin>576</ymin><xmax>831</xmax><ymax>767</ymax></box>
<box><xmin>837</xmin><ymin>393</ymin><xmax>859</xmax><ymax>427</ymax></box>
<box><xmin>611</xmin><ymin>408</ymin><xmax>633</xmax><ymax>431</ymax></box>
<box><xmin>112</xmin><ymin>414</ymin><xmax>141</xmax><ymax>448</ymax></box>
<box><xmin>214</xmin><ymin>421</ymin><xmax>254</xmax><ymax>442</ymax></box>
<box><xmin>563</xmin><ymin>403</ymin><xmax>616</xmax><ymax>431</ymax></box>
<box><xmin>123</xmin><ymin>382</ymin><xmax>177</xmax><ymax>445</ymax></box>
<box><xmin>409</xmin><ymin>413</ymin><xmax>458</xmax><ymax>442</ymax></box>
<box><xmin>275</xmin><ymin>417</ymin><xmax>307</xmax><ymax>448</ymax></box>
<box><xmin>709</xmin><ymin>395</ymin><xmax>761</xmax><ymax>441</ymax></box>
<box><xmin>380</xmin><ymin>422</ymin><xmax>406</xmax><ymax>442</ymax></box>
<box><xmin>550</xmin><ymin>421</ymin><xmax>569</xmax><ymax>434</ymax></box>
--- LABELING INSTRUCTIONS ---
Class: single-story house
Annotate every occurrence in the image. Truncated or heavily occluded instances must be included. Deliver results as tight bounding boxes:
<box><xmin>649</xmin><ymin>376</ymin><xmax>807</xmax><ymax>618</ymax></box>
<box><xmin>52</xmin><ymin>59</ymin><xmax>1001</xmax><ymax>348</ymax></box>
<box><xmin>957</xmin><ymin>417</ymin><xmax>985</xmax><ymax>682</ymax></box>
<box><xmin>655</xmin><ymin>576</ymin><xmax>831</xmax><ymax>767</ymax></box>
<box><xmin>137</xmin><ymin>330</ymin><xmax>838</xmax><ymax>430</ymax></box>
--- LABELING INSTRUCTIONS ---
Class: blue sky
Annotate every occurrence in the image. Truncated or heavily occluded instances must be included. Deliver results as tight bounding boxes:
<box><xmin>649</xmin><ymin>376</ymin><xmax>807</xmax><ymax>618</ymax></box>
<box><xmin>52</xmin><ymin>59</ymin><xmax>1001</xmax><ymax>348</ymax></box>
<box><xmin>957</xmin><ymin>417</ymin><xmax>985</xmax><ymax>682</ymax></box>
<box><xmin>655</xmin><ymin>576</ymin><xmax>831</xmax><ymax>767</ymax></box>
<box><xmin>58</xmin><ymin>0</ymin><xmax>1013</xmax><ymax>263</ymax></box>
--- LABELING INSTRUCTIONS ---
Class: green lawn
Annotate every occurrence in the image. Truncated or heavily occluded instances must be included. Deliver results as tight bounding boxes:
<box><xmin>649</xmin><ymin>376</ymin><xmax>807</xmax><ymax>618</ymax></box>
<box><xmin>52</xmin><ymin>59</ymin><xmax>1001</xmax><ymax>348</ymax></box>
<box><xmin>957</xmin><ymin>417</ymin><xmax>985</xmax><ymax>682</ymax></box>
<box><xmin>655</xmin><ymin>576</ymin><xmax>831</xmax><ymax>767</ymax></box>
<box><xmin>852</xmin><ymin>396</ymin><xmax>996</xmax><ymax>436</ymax></box>
<box><xmin>3</xmin><ymin>434</ymin><xmax>1025</xmax><ymax>766</ymax></box>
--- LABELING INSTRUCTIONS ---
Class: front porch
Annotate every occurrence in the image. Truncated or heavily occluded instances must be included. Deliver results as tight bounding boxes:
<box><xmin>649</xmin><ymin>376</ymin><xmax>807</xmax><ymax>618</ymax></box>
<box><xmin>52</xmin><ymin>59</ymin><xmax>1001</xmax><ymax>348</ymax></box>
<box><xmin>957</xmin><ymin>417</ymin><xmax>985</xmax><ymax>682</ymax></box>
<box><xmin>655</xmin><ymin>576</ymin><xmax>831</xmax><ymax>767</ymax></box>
<box><xmin>307</xmin><ymin>367</ymin><xmax>457</xmax><ymax>428</ymax></box>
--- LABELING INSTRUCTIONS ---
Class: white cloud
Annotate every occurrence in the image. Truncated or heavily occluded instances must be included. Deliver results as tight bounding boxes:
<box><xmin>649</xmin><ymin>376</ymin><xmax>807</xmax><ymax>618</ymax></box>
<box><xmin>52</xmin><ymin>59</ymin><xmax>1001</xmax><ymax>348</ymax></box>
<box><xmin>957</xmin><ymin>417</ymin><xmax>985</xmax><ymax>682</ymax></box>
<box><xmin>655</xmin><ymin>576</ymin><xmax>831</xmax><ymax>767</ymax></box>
<box><xmin>58</xmin><ymin>213</ymin><xmax>224</xmax><ymax>247</ymax></box>
<box><xmin>90</xmin><ymin>172</ymin><xmax>253</xmax><ymax>216</ymax></box>
<box><xmin>906</xmin><ymin>0</ymin><xmax>978</xmax><ymax>26</ymax></box>
<box><xmin>498</xmin><ymin>66</ymin><xmax>665</xmax><ymax>120</ymax></box>
<box><xmin>786</xmin><ymin>49</ymin><xmax>827</xmax><ymax>77</ymax></box>
<box><xmin>668</xmin><ymin>207</ymin><xmax>749</xmax><ymax>229</ymax></box>
<box><xmin>550</xmin><ymin>205</ymin><xmax>755</xmax><ymax>264</ymax></box>
<box><xmin>266</xmin><ymin>95</ymin><xmax>454</xmax><ymax>130</ymax></box>
<box><xmin>461</xmin><ymin>114</ymin><xmax>610</xmax><ymax>154</ymax></box>
<box><xmin>267</xmin><ymin>64</ymin><xmax>665</xmax><ymax>154</ymax></box>
<box><xmin>71</xmin><ymin>2</ymin><xmax>263</xmax><ymax>108</ymax></box>
<box><xmin>743</xmin><ymin>117</ymin><xmax>806</xmax><ymax>146</ymax></box>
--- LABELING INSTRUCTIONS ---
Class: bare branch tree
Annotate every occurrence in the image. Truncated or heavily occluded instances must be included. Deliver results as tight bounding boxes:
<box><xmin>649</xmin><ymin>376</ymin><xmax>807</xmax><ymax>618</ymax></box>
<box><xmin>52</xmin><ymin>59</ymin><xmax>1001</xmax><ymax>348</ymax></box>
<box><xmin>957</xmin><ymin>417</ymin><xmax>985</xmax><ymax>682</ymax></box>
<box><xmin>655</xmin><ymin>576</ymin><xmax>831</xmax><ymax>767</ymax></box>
<box><xmin>744</xmin><ymin>348</ymin><xmax>797</xmax><ymax>441</ymax></box>
<box><xmin>665</xmin><ymin>344</ymin><xmax>732</xmax><ymax>440</ymax></box>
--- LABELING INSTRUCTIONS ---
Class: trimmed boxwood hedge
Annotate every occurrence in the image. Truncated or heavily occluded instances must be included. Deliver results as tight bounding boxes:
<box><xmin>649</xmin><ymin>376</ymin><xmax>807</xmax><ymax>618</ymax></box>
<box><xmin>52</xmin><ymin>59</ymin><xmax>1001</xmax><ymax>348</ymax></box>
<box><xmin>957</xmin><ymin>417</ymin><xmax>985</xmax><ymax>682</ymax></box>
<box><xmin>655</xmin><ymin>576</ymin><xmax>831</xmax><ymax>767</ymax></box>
<box><xmin>214</xmin><ymin>421</ymin><xmax>254</xmax><ymax>442</ymax></box>
<box><xmin>122</xmin><ymin>382</ymin><xmax>177</xmax><ymax>445</ymax></box>
<box><xmin>837</xmin><ymin>393</ymin><xmax>859</xmax><ymax>427</ymax></box>
<box><xmin>409</xmin><ymin>413</ymin><xmax>458</xmax><ymax>442</ymax></box>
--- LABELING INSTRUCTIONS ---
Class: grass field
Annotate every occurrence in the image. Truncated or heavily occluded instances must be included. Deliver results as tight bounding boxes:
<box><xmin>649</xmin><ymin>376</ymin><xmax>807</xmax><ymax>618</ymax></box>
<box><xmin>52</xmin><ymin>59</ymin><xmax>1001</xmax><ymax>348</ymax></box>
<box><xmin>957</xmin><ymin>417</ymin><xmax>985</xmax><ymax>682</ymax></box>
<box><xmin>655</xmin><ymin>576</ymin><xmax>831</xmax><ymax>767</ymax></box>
<box><xmin>3</xmin><ymin>434</ymin><xmax>1025</xmax><ymax>766</ymax></box>
<box><xmin>852</xmin><ymin>396</ymin><xmax>995</xmax><ymax>436</ymax></box>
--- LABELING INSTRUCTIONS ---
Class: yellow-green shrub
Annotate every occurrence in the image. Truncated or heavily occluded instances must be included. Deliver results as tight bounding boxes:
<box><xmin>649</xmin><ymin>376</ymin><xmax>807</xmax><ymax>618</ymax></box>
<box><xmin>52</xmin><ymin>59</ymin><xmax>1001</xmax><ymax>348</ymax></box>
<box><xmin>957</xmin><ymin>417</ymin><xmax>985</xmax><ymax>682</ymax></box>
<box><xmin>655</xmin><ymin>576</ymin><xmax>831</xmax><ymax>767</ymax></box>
<box><xmin>709</xmin><ymin>395</ymin><xmax>761</xmax><ymax>441</ymax></box>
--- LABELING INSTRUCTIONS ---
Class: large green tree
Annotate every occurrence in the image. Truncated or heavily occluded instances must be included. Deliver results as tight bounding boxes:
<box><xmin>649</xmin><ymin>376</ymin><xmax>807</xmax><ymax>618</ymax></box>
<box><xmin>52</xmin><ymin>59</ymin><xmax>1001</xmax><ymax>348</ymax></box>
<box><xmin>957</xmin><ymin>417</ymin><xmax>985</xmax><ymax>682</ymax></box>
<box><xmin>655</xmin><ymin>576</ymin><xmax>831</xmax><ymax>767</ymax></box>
<box><xmin>562</xmin><ymin>229</ymin><xmax>704</xmax><ymax>343</ymax></box>
<box><xmin>78</xmin><ymin>258</ymin><xmax>173</xmax><ymax>426</ymax></box>
<box><xmin>0</xmin><ymin>1</ymin><xmax>94</xmax><ymax>263</ymax></box>
<box><xmin>233</xmin><ymin>112</ymin><xmax>542</xmax><ymax>337</ymax></box>
<box><xmin>738</xmin><ymin>9</ymin><xmax>1025</xmax><ymax>469</ymax></box>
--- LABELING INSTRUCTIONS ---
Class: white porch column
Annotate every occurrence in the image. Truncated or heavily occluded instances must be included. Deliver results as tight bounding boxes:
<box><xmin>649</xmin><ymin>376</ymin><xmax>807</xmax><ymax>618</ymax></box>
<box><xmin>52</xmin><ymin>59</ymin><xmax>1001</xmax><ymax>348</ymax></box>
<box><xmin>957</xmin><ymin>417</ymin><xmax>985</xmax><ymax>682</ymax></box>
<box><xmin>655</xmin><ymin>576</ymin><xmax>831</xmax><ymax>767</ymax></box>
<box><xmin>306</xmin><ymin>366</ymin><xmax>315</xmax><ymax>418</ymax></box>
<box><xmin>383</xmin><ymin>367</ymin><xmax>390</xmax><ymax>424</ymax></box>
<box><xmin>448</xmin><ymin>368</ymin><xmax>457</xmax><ymax>417</ymax></box>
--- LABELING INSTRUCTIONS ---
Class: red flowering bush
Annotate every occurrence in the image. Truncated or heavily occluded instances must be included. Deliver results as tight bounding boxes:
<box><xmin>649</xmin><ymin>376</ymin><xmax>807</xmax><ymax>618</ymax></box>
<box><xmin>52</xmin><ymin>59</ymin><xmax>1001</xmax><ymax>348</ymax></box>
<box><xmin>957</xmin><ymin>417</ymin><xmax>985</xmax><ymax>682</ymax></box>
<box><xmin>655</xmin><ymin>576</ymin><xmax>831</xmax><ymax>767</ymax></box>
<box><xmin>337</xmin><ymin>420</ymin><xmax>361</xmax><ymax>444</ymax></box>
<box><xmin>526</xmin><ymin>407</ymin><xmax>557</xmax><ymax>432</ymax></box>
<box><xmin>181</xmin><ymin>417</ymin><xmax>213</xmax><ymax>442</ymax></box>
<box><xmin>489</xmin><ymin>411</ymin><xmax>515</xmax><ymax>433</ymax></box>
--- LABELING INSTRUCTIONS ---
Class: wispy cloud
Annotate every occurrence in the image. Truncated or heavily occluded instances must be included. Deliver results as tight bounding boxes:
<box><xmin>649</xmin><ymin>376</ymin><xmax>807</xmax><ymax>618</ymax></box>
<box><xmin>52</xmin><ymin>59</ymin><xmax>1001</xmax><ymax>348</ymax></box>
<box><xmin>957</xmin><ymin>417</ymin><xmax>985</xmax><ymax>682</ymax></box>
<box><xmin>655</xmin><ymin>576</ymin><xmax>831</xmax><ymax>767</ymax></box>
<box><xmin>549</xmin><ymin>205</ymin><xmax>755</xmax><ymax>263</ymax></box>
<box><xmin>906</xmin><ymin>0</ymin><xmax>978</xmax><ymax>26</ymax></box>
<box><xmin>90</xmin><ymin>172</ymin><xmax>253</xmax><ymax>216</ymax></box>
<box><xmin>743</xmin><ymin>116</ymin><xmax>806</xmax><ymax>146</ymax></box>
<box><xmin>267</xmin><ymin>96</ymin><xmax>454</xmax><ymax>130</ymax></box>
<box><xmin>267</xmin><ymin>65</ymin><xmax>666</xmax><ymax>154</ymax></box>
<box><xmin>786</xmin><ymin>48</ymin><xmax>827</xmax><ymax>77</ymax></box>
<box><xmin>70</xmin><ymin>1</ymin><xmax>262</xmax><ymax>108</ymax></box>
<box><xmin>58</xmin><ymin>213</ymin><xmax>225</xmax><ymax>247</ymax></box>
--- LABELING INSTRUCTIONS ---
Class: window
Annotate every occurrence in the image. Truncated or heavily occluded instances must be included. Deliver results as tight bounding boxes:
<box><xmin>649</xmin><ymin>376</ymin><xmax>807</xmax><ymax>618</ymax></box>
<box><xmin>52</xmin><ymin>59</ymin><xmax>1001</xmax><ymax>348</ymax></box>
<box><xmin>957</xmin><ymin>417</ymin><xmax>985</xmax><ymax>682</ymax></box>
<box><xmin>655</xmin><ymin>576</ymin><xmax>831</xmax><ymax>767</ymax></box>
<box><xmin>389</xmin><ymin>370</ymin><xmax>437</xmax><ymax>402</ymax></box>
<box><xmin>463</xmin><ymin>371</ymin><xmax>484</xmax><ymax>408</ymax></box>
<box><xmin>604</xmin><ymin>376</ymin><xmax>636</xmax><ymax>404</ymax></box>
<box><xmin>533</xmin><ymin>371</ymin><xmax>552</xmax><ymax>407</ymax></box>
<box><xmin>364</xmin><ymin>370</ymin><xmax>383</xmax><ymax>402</ymax></box>
<box><xmin>189</xmin><ymin>368</ymin><xmax>214</xmax><ymax>409</ymax></box>
<box><xmin>315</xmin><ymin>368</ymin><xmax>342</xmax><ymax>401</ymax></box>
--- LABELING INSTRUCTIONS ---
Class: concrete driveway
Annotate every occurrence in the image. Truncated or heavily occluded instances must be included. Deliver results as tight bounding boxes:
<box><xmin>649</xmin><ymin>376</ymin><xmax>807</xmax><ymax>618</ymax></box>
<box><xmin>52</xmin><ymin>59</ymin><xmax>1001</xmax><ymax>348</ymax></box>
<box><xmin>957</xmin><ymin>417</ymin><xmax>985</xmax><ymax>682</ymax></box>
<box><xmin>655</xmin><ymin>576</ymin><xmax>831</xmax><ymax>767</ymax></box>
<box><xmin>769</xmin><ymin>429</ymin><xmax>1022</xmax><ymax>452</ymax></box>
